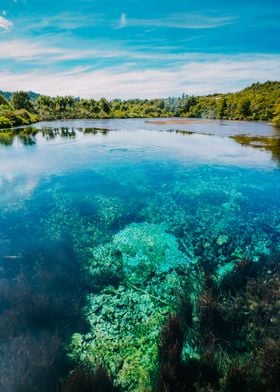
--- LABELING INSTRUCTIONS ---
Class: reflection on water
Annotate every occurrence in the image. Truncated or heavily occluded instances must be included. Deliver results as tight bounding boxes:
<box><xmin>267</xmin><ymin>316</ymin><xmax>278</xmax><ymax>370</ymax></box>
<box><xmin>1</xmin><ymin>119</ymin><xmax>280</xmax><ymax>165</ymax></box>
<box><xmin>0</xmin><ymin>125</ymin><xmax>111</xmax><ymax>147</ymax></box>
<box><xmin>34</xmin><ymin>117</ymin><xmax>280</xmax><ymax>137</ymax></box>
<box><xmin>230</xmin><ymin>134</ymin><xmax>280</xmax><ymax>164</ymax></box>
<box><xmin>0</xmin><ymin>119</ymin><xmax>280</xmax><ymax>391</ymax></box>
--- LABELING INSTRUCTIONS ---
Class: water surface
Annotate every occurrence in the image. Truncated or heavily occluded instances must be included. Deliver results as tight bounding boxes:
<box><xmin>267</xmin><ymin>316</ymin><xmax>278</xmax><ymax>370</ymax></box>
<box><xmin>0</xmin><ymin>119</ymin><xmax>279</xmax><ymax>391</ymax></box>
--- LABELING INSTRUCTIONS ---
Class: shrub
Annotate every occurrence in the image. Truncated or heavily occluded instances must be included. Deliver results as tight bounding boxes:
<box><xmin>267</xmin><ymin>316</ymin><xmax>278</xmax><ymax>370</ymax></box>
<box><xmin>0</xmin><ymin>116</ymin><xmax>12</xmax><ymax>128</ymax></box>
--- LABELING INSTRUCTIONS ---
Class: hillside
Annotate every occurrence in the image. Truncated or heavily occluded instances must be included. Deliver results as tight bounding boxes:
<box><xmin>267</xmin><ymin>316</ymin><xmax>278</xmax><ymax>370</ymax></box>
<box><xmin>176</xmin><ymin>81</ymin><xmax>280</xmax><ymax>123</ymax></box>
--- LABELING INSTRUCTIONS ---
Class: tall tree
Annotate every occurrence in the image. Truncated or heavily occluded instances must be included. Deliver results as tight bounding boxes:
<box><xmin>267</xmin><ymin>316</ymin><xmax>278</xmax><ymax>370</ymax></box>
<box><xmin>12</xmin><ymin>91</ymin><xmax>33</xmax><ymax>111</ymax></box>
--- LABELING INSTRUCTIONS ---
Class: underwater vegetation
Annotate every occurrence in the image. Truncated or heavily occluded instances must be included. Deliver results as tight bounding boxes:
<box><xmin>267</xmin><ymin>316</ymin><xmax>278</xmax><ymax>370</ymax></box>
<box><xmin>0</xmin><ymin>216</ymin><xmax>90</xmax><ymax>391</ymax></box>
<box><xmin>157</xmin><ymin>255</ymin><xmax>280</xmax><ymax>392</ymax></box>
<box><xmin>69</xmin><ymin>214</ymin><xmax>280</xmax><ymax>391</ymax></box>
<box><xmin>60</xmin><ymin>366</ymin><xmax>120</xmax><ymax>392</ymax></box>
<box><xmin>69</xmin><ymin>249</ymin><xmax>280</xmax><ymax>391</ymax></box>
<box><xmin>69</xmin><ymin>222</ymin><xmax>193</xmax><ymax>391</ymax></box>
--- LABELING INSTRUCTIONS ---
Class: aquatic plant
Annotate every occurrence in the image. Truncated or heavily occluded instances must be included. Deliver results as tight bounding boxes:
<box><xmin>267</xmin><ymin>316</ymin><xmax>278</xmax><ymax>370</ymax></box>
<box><xmin>198</xmin><ymin>289</ymin><xmax>227</xmax><ymax>344</ymax></box>
<box><xmin>157</xmin><ymin>314</ymin><xmax>221</xmax><ymax>392</ymax></box>
<box><xmin>222</xmin><ymin>362</ymin><xmax>250</xmax><ymax>392</ymax></box>
<box><xmin>0</xmin><ymin>232</ymin><xmax>88</xmax><ymax>391</ymax></box>
<box><xmin>218</xmin><ymin>258</ymin><xmax>257</xmax><ymax>293</ymax></box>
<box><xmin>86</xmin><ymin>244</ymin><xmax>123</xmax><ymax>291</ymax></box>
<box><xmin>61</xmin><ymin>366</ymin><xmax>120</xmax><ymax>392</ymax></box>
<box><xmin>69</xmin><ymin>285</ymin><xmax>168</xmax><ymax>391</ymax></box>
<box><xmin>259</xmin><ymin>339</ymin><xmax>280</xmax><ymax>391</ymax></box>
<box><xmin>0</xmin><ymin>332</ymin><xmax>65</xmax><ymax>392</ymax></box>
<box><xmin>69</xmin><ymin>222</ymin><xmax>193</xmax><ymax>390</ymax></box>
<box><xmin>157</xmin><ymin>315</ymin><xmax>187</xmax><ymax>392</ymax></box>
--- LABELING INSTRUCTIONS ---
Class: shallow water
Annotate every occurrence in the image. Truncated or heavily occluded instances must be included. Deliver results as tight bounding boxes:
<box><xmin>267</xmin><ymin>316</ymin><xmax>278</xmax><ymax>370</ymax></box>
<box><xmin>33</xmin><ymin>117</ymin><xmax>280</xmax><ymax>137</ymax></box>
<box><xmin>0</xmin><ymin>119</ymin><xmax>280</xmax><ymax>390</ymax></box>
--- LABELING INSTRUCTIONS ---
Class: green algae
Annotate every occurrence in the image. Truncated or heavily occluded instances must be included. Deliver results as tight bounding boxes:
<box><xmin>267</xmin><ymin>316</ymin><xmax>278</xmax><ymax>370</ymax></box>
<box><xmin>70</xmin><ymin>222</ymin><xmax>193</xmax><ymax>390</ymax></box>
<box><xmin>70</xmin><ymin>286</ymin><xmax>167</xmax><ymax>391</ymax></box>
<box><xmin>70</xmin><ymin>283</ymin><xmax>183</xmax><ymax>391</ymax></box>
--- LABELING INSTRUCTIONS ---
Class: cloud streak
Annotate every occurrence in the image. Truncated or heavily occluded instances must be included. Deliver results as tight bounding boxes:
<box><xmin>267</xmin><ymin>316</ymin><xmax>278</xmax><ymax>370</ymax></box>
<box><xmin>4</xmin><ymin>38</ymin><xmax>276</xmax><ymax>66</ymax></box>
<box><xmin>117</xmin><ymin>12</ymin><xmax>237</xmax><ymax>30</ymax></box>
<box><xmin>0</xmin><ymin>16</ymin><xmax>13</xmax><ymax>30</ymax></box>
<box><xmin>119</xmin><ymin>13</ymin><xmax>127</xmax><ymax>28</ymax></box>
<box><xmin>0</xmin><ymin>55</ymin><xmax>279</xmax><ymax>98</ymax></box>
<box><xmin>0</xmin><ymin>38</ymin><xmax>162</xmax><ymax>63</ymax></box>
<box><xmin>21</xmin><ymin>12</ymin><xmax>103</xmax><ymax>31</ymax></box>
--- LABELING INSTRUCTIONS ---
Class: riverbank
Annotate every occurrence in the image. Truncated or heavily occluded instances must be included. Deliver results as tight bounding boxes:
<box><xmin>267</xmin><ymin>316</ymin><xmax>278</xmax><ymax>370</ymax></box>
<box><xmin>1</xmin><ymin>81</ymin><xmax>279</xmax><ymax>130</ymax></box>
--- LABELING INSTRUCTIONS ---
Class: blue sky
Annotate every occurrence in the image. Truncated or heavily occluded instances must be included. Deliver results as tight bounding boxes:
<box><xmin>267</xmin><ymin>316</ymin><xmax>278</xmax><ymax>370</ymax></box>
<box><xmin>0</xmin><ymin>0</ymin><xmax>279</xmax><ymax>98</ymax></box>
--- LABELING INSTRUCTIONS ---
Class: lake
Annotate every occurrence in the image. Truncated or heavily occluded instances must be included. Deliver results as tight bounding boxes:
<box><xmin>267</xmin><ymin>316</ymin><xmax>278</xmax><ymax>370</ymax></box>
<box><xmin>0</xmin><ymin>118</ymin><xmax>280</xmax><ymax>391</ymax></box>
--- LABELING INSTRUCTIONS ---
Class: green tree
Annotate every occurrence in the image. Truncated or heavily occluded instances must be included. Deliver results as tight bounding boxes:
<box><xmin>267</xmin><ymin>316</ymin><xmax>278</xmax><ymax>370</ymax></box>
<box><xmin>217</xmin><ymin>97</ymin><xmax>227</xmax><ymax>119</ymax></box>
<box><xmin>238</xmin><ymin>99</ymin><xmax>252</xmax><ymax>119</ymax></box>
<box><xmin>0</xmin><ymin>116</ymin><xmax>12</xmax><ymax>128</ymax></box>
<box><xmin>12</xmin><ymin>91</ymin><xmax>33</xmax><ymax>111</ymax></box>
<box><xmin>99</xmin><ymin>98</ymin><xmax>111</xmax><ymax>114</ymax></box>
<box><xmin>0</xmin><ymin>94</ymin><xmax>9</xmax><ymax>107</ymax></box>
<box><xmin>272</xmin><ymin>104</ymin><xmax>280</xmax><ymax>127</ymax></box>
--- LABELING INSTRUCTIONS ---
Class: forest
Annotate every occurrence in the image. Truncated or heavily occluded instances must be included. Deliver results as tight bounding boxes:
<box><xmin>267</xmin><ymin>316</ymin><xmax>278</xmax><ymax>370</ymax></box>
<box><xmin>0</xmin><ymin>81</ymin><xmax>279</xmax><ymax>129</ymax></box>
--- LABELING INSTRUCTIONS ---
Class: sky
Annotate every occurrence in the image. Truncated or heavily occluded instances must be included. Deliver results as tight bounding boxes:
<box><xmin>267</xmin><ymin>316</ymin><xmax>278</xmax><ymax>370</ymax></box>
<box><xmin>0</xmin><ymin>0</ymin><xmax>279</xmax><ymax>98</ymax></box>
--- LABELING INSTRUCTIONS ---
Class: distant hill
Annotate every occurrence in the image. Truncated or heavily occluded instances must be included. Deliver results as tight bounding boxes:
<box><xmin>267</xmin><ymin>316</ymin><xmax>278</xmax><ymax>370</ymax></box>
<box><xmin>240</xmin><ymin>80</ymin><xmax>280</xmax><ymax>94</ymax></box>
<box><xmin>175</xmin><ymin>81</ymin><xmax>280</xmax><ymax>123</ymax></box>
<box><xmin>0</xmin><ymin>90</ymin><xmax>40</xmax><ymax>101</ymax></box>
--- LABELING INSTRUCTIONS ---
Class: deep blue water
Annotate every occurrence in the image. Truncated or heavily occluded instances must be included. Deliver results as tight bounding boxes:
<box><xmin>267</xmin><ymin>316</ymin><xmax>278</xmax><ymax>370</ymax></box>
<box><xmin>0</xmin><ymin>119</ymin><xmax>280</xmax><ymax>391</ymax></box>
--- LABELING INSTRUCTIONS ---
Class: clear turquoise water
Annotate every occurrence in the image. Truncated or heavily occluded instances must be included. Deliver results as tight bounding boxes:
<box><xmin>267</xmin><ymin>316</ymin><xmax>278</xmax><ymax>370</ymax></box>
<box><xmin>0</xmin><ymin>119</ymin><xmax>280</xmax><ymax>390</ymax></box>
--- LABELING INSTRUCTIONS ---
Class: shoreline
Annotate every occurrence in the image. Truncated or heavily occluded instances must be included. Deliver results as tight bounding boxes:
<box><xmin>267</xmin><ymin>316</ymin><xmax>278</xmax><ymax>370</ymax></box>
<box><xmin>0</xmin><ymin>116</ymin><xmax>276</xmax><ymax>132</ymax></box>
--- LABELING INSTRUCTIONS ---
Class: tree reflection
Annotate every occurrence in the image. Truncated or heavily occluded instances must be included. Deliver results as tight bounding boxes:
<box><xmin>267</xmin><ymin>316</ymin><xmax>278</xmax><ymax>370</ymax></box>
<box><xmin>231</xmin><ymin>135</ymin><xmax>280</xmax><ymax>165</ymax></box>
<box><xmin>0</xmin><ymin>126</ymin><xmax>111</xmax><ymax>147</ymax></box>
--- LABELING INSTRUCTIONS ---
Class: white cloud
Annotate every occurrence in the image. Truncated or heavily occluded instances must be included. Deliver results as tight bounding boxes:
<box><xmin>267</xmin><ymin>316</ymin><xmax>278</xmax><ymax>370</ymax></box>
<box><xmin>119</xmin><ymin>13</ymin><xmax>127</xmax><ymax>28</ymax></box>
<box><xmin>118</xmin><ymin>13</ymin><xmax>237</xmax><ymax>30</ymax></box>
<box><xmin>0</xmin><ymin>38</ymin><xmax>149</xmax><ymax>62</ymax></box>
<box><xmin>0</xmin><ymin>55</ymin><xmax>279</xmax><ymax>98</ymax></box>
<box><xmin>0</xmin><ymin>15</ymin><xmax>13</xmax><ymax>30</ymax></box>
<box><xmin>0</xmin><ymin>40</ymin><xmax>63</xmax><ymax>60</ymax></box>
<box><xmin>0</xmin><ymin>38</ymin><xmax>192</xmax><ymax>63</ymax></box>
<box><xmin>20</xmin><ymin>11</ymin><xmax>234</xmax><ymax>32</ymax></box>
<box><xmin>3</xmin><ymin>38</ymin><xmax>276</xmax><ymax>66</ymax></box>
<box><xmin>22</xmin><ymin>12</ymin><xmax>103</xmax><ymax>31</ymax></box>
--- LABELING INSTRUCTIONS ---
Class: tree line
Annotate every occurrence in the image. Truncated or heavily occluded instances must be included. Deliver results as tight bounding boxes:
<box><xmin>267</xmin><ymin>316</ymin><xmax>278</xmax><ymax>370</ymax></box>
<box><xmin>0</xmin><ymin>81</ymin><xmax>279</xmax><ymax>129</ymax></box>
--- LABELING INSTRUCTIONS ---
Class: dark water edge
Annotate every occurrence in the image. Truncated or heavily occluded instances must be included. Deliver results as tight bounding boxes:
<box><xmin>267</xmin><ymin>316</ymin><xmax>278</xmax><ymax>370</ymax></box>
<box><xmin>0</xmin><ymin>119</ymin><xmax>280</xmax><ymax>391</ymax></box>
